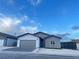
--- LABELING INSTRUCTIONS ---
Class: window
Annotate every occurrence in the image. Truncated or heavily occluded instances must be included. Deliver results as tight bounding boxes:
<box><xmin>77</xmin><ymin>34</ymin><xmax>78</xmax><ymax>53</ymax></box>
<box><xmin>51</xmin><ymin>41</ymin><xmax>55</xmax><ymax>45</ymax></box>
<box><xmin>51</xmin><ymin>41</ymin><xmax>52</xmax><ymax>44</ymax></box>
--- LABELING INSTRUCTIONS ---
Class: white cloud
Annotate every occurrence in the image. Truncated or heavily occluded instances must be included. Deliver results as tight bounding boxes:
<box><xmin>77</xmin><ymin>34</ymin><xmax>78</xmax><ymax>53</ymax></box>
<box><xmin>16</xmin><ymin>26</ymin><xmax>38</xmax><ymax>35</ymax></box>
<box><xmin>0</xmin><ymin>13</ymin><xmax>41</xmax><ymax>35</ymax></box>
<box><xmin>0</xmin><ymin>16</ymin><xmax>22</xmax><ymax>34</ymax></box>
<box><xmin>65</xmin><ymin>25</ymin><xmax>79</xmax><ymax>39</ymax></box>
<box><xmin>21</xmin><ymin>26</ymin><xmax>38</xmax><ymax>33</ymax></box>
<box><xmin>68</xmin><ymin>30</ymin><xmax>79</xmax><ymax>39</ymax></box>
<box><xmin>29</xmin><ymin>0</ymin><xmax>42</xmax><ymax>6</ymax></box>
<box><xmin>52</xmin><ymin>30</ymin><xmax>79</xmax><ymax>39</ymax></box>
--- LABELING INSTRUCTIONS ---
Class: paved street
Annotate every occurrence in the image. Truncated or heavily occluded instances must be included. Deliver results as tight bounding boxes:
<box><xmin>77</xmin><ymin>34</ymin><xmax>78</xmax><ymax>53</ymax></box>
<box><xmin>0</xmin><ymin>51</ymin><xmax>79</xmax><ymax>59</ymax></box>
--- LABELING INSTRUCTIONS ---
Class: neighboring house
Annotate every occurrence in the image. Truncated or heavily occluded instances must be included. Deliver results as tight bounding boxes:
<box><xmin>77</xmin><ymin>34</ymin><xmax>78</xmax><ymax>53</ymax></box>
<box><xmin>72</xmin><ymin>39</ymin><xmax>79</xmax><ymax>49</ymax></box>
<box><xmin>61</xmin><ymin>39</ymin><xmax>79</xmax><ymax>50</ymax></box>
<box><xmin>0</xmin><ymin>32</ymin><xmax>17</xmax><ymax>47</ymax></box>
<box><xmin>17</xmin><ymin>33</ymin><xmax>40</xmax><ymax>50</ymax></box>
<box><xmin>61</xmin><ymin>42</ymin><xmax>76</xmax><ymax>49</ymax></box>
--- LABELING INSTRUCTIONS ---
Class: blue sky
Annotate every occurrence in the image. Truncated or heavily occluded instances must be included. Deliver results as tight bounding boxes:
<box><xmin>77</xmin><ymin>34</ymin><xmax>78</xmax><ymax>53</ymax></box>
<box><xmin>0</xmin><ymin>0</ymin><xmax>79</xmax><ymax>39</ymax></box>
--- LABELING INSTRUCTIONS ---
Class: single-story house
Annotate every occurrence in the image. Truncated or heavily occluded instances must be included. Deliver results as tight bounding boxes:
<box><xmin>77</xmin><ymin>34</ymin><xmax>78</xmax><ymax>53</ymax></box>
<box><xmin>17</xmin><ymin>32</ymin><xmax>62</xmax><ymax>49</ymax></box>
<box><xmin>0</xmin><ymin>32</ymin><xmax>62</xmax><ymax>49</ymax></box>
<box><xmin>0</xmin><ymin>32</ymin><xmax>17</xmax><ymax>47</ymax></box>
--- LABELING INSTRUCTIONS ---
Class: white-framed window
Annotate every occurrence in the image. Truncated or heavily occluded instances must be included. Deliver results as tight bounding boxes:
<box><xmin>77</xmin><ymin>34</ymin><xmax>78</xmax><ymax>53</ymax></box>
<box><xmin>51</xmin><ymin>41</ymin><xmax>55</xmax><ymax>45</ymax></box>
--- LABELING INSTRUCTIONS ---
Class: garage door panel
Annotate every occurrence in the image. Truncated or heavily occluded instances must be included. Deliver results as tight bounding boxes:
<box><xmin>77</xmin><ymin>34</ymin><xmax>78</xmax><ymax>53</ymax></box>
<box><xmin>20</xmin><ymin>40</ymin><xmax>36</xmax><ymax>49</ymax></box>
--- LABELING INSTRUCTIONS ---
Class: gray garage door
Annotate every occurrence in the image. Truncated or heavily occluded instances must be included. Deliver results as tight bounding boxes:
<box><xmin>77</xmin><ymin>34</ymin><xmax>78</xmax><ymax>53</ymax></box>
<box><xmin>20</xmin><ymin>40</ymin><xmax>36</xmax><ymax>49</ymax></box>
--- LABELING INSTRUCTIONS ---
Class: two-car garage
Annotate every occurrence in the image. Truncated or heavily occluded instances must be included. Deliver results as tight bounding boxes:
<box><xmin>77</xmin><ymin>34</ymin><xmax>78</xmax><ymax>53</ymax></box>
<box><xmin>20</xmin><ymin>40</ymin><xmax>36</xmax><ymax>49</ymax></box>
<box><xmin>17</xmin><ymin>33</ymin><xmax>40</xmax><ymax>50</ymax></box>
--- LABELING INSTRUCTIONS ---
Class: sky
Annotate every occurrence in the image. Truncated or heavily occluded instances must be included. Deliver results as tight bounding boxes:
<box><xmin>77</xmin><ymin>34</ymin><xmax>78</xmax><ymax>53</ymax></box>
<box><xmin>0</xmin><ymin>0</ymin><xmax>79</xmax><ymax>40</ymax></box>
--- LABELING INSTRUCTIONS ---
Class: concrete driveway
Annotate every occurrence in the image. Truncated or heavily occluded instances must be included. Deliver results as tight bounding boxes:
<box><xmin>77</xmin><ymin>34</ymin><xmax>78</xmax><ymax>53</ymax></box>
<box><xmin>0</xmin><ymin>47</ymin><xmax>34</xmax><ymax>52</ymax></box>
<box><xmin>2</xmin><ymin>47</ymin><xmax>34</xmax><ymax>52</ymax></box>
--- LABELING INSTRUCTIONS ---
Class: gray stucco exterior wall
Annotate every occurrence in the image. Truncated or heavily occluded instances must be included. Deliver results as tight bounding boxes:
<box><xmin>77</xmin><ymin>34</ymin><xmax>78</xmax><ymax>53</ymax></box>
<box><xmin>45</xmin><ymin>37</ymin><xmax>61</xmax><ymax>48</ymax></box>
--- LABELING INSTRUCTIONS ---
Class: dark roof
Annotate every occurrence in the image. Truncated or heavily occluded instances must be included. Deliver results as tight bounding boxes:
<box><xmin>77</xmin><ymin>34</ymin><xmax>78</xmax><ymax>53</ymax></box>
<box><xmin>0</xmin><ymin>32</ymin><xmax>17</xmax><ymax>39</ymax></box>
<box><xmin>44</xmin><ymin>35</ymin><xmax>62</xmax><ymax>39</ymax></box>
<box><xmin>34</xmin><ymin>32</ymin><xmax>50</xmax><ymax>36</ymax></box>
<box><xmin>34</xmin><ymin>32</ymin><xmax>50</xmax><ymax>39</ymax></box>
<box><xmin>17</xmin><ymin>32</ymin><xmax>50</xmax><ymax>39</ymax></box>
<box><xmin>17</xmin><ymin>33</ymin><xmax>38</xmax><ymax>38</ymax></box>
<box><xmin>34</xmin><ymin>32</ymin><xmax>62</xmax><ymax>39</ymax></box>
<box><xmin>18</xmin><ymin>32</ymin><xmax>62</xmax><ymax>40</ymax></box>
<box><xmin>0</xmin><ymin>32</ymin><xmax>62</xmax><ymax>40</ymax></box>
<box><xmin>72</xmin><ymin>39</ymin><xmax>79</xmax><ymax>43</ymax></box>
